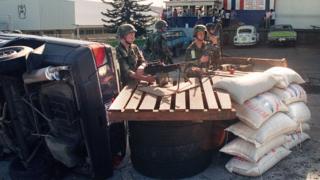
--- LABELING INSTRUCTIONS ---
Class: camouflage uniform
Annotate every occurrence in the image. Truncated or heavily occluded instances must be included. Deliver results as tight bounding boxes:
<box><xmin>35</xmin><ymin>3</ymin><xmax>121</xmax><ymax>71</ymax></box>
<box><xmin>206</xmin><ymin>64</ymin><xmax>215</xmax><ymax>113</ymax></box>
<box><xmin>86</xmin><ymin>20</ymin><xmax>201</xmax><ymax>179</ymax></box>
<box><xmin>206</xmin><ymin>43</ymin><xmax>221</xmax><ymax>69</ymax></box>
<box><xmin>184</xmin><ymin>25</ymin><xmax>209</xmax><ymax>77</ymax></box>
<box><xmin>206</xmin><ymin>22</ymin><xmax>222</xmax><ymax>69</ymax></box>
<box><xmin>116</xmin><ymin>43</ymin><xmax>145</xmax><ymax>87</ymax></box>
<box><xmin>144</xmin><ymin>20</ymin><xmax>173</xmax><ymax>64</ymax></box>
<box><xmin>184</xmin><ymin>41</ymin><xmax>209</xmax><ymax>77</ymax></box>
<box><xmin>115</xmin><ymin>24</ymin><xmax>146</xmax><ymax>87</ymax></box>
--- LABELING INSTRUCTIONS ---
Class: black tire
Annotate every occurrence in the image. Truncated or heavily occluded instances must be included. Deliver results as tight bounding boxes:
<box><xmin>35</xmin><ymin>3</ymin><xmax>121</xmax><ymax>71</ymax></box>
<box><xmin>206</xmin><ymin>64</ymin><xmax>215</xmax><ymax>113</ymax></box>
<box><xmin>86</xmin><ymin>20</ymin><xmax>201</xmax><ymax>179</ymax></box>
<box><xmin>0</xmin><ymin>46</ymin><xmax>33</xmax><ymax>74</ymax></box>
<box><xmin>9</xmin><ymin>155</ymin><xmax>52</xmax><ymax>180</ymax></box>
<box><xmin>129</xmin><ymin>121</ymin><xmax>213</xmax><ymax>178</ymax></box>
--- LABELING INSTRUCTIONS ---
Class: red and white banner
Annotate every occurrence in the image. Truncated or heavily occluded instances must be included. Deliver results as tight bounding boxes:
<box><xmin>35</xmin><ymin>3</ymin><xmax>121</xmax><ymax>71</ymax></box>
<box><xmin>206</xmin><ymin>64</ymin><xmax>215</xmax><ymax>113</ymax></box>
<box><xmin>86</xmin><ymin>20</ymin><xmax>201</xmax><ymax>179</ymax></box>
<box><xmin>223</xmin><ymin>0</ymin><xmax>275</xmax><ymax>10</ymax></box>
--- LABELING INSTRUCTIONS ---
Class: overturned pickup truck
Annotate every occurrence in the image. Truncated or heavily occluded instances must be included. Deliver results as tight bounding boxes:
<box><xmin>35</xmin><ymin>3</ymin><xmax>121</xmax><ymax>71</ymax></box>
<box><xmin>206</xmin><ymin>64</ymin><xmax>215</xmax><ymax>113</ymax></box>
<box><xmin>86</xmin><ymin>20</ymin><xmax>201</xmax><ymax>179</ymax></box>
<box><xmin>0</xmin><ymin>33</ymin><xmax>124</xmax><ymax>179</ymax></box>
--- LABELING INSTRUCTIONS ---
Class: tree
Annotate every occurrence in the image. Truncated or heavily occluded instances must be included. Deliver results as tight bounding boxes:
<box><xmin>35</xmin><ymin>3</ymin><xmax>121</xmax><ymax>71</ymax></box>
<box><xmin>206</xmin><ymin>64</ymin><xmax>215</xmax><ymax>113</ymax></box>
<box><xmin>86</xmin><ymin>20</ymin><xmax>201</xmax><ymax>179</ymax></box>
<box><xmin>101</xmin><ymin>0</ymin><xmax>155</xmax><ymax>36</ymax></box>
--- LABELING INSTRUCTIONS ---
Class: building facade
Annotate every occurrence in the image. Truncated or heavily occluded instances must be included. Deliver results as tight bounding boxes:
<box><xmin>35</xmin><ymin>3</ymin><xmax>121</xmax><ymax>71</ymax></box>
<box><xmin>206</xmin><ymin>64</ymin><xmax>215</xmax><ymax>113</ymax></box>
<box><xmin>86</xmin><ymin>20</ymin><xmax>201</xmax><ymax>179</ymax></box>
<box><xmin>164</xmin><ymin>0</ymin><xmax>320</xmax><ymax>29</ymax></box>
<box><xmin>0</xmin><ymin>0</ymin><xmax>160</xmax><ymax>40</ymax></box>
<box><xmin>275</xmin><ymin>0</ymin><xmax>320</xmax><ymax>29</ymax></box>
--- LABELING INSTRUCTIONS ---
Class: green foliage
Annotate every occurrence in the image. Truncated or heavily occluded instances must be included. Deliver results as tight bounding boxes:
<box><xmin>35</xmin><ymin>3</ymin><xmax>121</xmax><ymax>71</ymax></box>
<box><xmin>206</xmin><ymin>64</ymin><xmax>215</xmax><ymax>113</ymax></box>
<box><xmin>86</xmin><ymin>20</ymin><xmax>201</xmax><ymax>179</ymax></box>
<box><xmin>101</xmin><ymin>0</ymin><xmax>155</xmax><ymax>36</ymax></box>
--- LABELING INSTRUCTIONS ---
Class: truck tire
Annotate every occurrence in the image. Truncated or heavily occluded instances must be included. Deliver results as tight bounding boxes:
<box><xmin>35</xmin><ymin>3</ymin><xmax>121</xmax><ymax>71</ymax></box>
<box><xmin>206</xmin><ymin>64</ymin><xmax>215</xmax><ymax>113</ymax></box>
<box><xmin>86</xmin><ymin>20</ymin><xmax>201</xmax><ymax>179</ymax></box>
<box><xmin>0</xmin><ymin>46</ymin><xmax>33</xmax><ymax>74</ymax></box>
<box><xmin>129</xmin><ymin>121</ymin><xmax>213</xmax><ymax>178</ymax></box>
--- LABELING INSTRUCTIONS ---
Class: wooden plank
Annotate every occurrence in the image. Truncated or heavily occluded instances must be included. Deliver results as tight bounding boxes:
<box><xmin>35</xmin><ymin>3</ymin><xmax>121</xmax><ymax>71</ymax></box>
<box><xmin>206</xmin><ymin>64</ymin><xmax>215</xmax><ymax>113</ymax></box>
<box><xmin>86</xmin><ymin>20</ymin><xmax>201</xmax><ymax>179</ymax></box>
<box><xmin>210</xmin><ymin>76</ymin><xmax>232</xmax><ymax>110</ymax></box>
<box><xmin>108</xmin><ymin>85</ymin><xmax>135</xmax><ymax>112</ymax></box>
<box><xmin>124</xmin><ymin>89</ymin><xmax>143</xmax><ymax>112</ymax></box>
<box><xmin>188</xmin><ymin>78</ymin><xmax>204</xmax><ymax>111</ymax></box>
<box><xmin>159</xmin><ymin>95</ymin><xmax>172</xmax><ymax>111</ymax></box>
<box><xmin>215</xmin><ymin>90</ymin><xmax>232</xmax><ymax>110</ymax></box>
<box><xmin>173</xmin><ymin>81</ymin><xmax>199</xmax><ymax>93</ymax></box>
<box><xmin>175</xmin><ymin>91</ymin><xmax>186</xmax><ymax>111</ymax></box>
<box><xmin>201</xmin><ymin>77</ymin><xmax>218</xmax><ymax>110</ymax></box>
<box><xmin>107</xmin><ymin>109</ymin><xmax>236</xmax><ymax>123</ymax></box>
<box><xmin>138</xmin><ymin>94</ymin><xmax>157</xmax><ymax>111</ymax></box>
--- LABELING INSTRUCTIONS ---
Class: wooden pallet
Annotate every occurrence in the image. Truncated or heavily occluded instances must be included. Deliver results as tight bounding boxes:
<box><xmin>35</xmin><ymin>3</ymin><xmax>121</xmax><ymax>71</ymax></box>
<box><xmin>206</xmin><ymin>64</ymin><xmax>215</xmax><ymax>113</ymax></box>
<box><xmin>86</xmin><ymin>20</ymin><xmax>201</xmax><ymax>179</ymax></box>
<box><xmin>108</xmin><ymin>75</ymin><xmax>238</xmax><ymax>123</ymax></box>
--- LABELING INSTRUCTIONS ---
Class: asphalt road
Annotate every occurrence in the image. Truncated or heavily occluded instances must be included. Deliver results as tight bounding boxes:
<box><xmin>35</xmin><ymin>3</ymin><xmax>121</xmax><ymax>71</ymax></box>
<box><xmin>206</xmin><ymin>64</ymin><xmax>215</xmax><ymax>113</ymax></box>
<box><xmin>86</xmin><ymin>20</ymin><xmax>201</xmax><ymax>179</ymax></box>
<box><xmin>1</xmin><ymin>44</ymin><xmax>320</xmax><ymax>180</ymax></box>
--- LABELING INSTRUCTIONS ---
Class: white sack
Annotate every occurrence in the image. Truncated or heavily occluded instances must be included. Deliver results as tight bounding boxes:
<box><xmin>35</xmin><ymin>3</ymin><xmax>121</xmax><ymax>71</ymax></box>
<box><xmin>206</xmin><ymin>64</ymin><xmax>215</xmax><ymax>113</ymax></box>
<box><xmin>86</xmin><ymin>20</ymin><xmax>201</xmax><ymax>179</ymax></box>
<box><xmin>225</xmin><ymin>146</ymin><xmax>291</xmax><ymax>177</ymax></box>
<box><xmin>287</xmin><ymin>102</ymin><xmax>311</xmax><ymax>123</ymax></box>
<box><xmin>235</xmin><ymin>92</ymin><xmax>288</xmax><ymax>129</ymax></box>
<box><xmin>226</xmin><ymin>113</ymin><xmax>297</xmax><ymax>147</ymax></box>
<box><xmin>295</xmin><ymin>123</ymin><xmax>311</xmax><ymax>132</ymax></box>
<box><xmin>213</xmin><ymin>72</ymin><xmax>277</xmax><ymax>104</ymax></box>
<box><xmin>220</xmin><ymin>135</ymin><xmax>286</xmax><ymax>162</ymax></box>
<box><xmin>270</xmin><ymin>84</ymin><xmax>307</xmax><ymax>105</ymax></box>
<box><xmin>283</xmin><ymin>132</ymin><xmax>310</xmax><ymax>149</ymax></box>
<box><xmin>265</xmin><ymin>67</ymin><xmax>305</xmax><ymax>88</ymax></box>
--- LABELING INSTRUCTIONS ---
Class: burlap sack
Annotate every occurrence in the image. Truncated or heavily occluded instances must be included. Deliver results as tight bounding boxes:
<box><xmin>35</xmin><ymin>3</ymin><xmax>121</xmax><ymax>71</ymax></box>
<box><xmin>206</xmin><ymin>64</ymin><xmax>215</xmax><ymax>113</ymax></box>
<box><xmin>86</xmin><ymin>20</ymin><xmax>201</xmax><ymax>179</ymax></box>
<box><xmin>283</xmin><ymin>132</ymin><xmax>310</xmax><ymax>149</ymax></box>
<box><xmin>270</xmin><ymin>84</ymin><xmax>307</xmax><ymax>105</ymax></box>
<box><xmin>235</xmin><ymin>92</ymin><xmax>288</xmax><ymax>129</ymax></box>
<box><xmin>220</xmin><ymin>135</ymin><xmax>286</xmax><ymax>162</ymax></box>
<box><xmin>213</xmin><ymin>72</ymin><xmax>277</xmax><ymax>104</ymax></box>
<box><xmin>225</xmin><ymin>146</ymin><xmax>291</xmax><ymax>176</ymax></box>
<box><xmin>265</xmin><ymin>67</ymin><xmax>305</xmax><ymax>88</ymax></box>
<box><xmin>226</xmin><ymin>112</ymin><xmax>297</xmax><ymax>147</ymax></box>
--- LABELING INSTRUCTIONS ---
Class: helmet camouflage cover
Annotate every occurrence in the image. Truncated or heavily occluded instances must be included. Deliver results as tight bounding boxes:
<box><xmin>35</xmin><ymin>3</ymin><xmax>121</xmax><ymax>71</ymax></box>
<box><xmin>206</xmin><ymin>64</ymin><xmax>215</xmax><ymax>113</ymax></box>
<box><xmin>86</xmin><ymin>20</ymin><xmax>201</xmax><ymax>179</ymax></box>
<box><xmin>155</xmin><ymin>20</ymin><xmax>168</xmax><ymax>30</ymax></box>
<box><xmin>117</xmin><ymin>24</ymin><xmax>137</xmax><ymax>38</ymax></box>
<box><xmin>193</xmin><ymin>24</ymin><xmax>207</xmax><ymax>37</ymax></box>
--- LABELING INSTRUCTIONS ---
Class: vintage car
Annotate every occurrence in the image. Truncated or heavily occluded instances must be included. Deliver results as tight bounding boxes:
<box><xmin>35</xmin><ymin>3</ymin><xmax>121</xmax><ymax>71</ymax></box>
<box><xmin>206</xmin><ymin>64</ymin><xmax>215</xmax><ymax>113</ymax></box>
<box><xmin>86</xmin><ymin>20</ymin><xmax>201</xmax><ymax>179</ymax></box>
<box><xmin>164</xmin><ymin>29</ymin><xmax>192</xmax><ymax>57</ymax></box>
<box><xmin>268</xmin><ymin>24</ymin><xmax>297</xmax><ymax>45</ymax></box>
<box><xmin>233</xmin><ymin>25</ymin><xmax>259</xmax><ymax>46</ymax></box>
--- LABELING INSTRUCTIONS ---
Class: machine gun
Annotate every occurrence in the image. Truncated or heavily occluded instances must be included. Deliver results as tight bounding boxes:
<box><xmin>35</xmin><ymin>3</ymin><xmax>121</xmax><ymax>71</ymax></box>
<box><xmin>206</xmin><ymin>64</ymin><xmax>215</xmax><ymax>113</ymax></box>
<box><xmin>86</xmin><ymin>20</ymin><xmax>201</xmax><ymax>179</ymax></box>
<box><xmin>144</xmin><ymin>61</ymin><xmax>189</xmax><ymax>88</ymax></box>
<box><xmin>143</xmin><ymin>60</ymin><xmax>213</xmax><ymax>89</ymax></box>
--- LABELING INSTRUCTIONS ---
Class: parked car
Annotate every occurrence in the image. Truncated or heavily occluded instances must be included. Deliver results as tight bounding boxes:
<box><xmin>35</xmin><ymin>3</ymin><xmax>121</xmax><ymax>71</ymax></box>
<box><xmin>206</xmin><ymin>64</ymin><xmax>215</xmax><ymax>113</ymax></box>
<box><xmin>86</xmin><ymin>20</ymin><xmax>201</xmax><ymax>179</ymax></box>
<box><xmin>268</xmin><ymin>24</ymin><xmax>297</xmax><ymax>45</ymax></box>
<box><xmin>164</xmin><ymin>29</ymin><xmax>192</xmax><ymax>57</ymax></box>
<box><xmin>233</xmin><ymin>25</ymin><xmax>259</xmax><ymax>46</ymax></box>
<box><xmin>0</xmin><ymin>33</ymin><xmax>124</xmax><ymax>179</ymax></box>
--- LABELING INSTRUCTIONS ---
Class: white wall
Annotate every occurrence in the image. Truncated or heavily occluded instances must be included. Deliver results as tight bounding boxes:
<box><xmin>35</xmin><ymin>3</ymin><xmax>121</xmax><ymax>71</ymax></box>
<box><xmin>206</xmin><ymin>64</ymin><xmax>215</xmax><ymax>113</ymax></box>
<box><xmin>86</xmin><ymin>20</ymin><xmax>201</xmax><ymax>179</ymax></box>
<box><xmin>75</xmin><ymin>0</ymin><xmax>106</xmax><ymax>26</ymax></box>
<box><xmin>0</xmin><ymin>0</ymin><xmax>75</xmax><ymax>30</ymax></box>
<box><xmin>276</xmin><ymin>0</ymin><xmax>320</xmax><ymax>29</ymax></box>
<box><xmin>0</xmin><ymin>0</ymin><xmax>41</xmax><ymax>30</ymax></box>
<box><xmin>38</xmin><ymin>0</ymin><xmax>75</xmax><ymax>30</ymax></box>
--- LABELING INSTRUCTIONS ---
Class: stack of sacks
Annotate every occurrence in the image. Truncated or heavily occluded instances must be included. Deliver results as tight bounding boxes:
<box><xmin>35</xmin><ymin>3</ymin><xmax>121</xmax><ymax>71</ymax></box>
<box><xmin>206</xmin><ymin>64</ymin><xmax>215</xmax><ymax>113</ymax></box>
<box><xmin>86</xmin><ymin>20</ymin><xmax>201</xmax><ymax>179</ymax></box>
<box><xmin>222</xmin><ymin>109</ymin><xmax>296</xmax><ymax>176</ymax></box>
<box><xmin>213</xmin><ymin>67</ymin><xmax>311</xmax><ymax>177</ymax></box>
<box><xmin>267</xmin><ymin>67</ymin><xmax>311</xmax><ymax>149</ymax></box>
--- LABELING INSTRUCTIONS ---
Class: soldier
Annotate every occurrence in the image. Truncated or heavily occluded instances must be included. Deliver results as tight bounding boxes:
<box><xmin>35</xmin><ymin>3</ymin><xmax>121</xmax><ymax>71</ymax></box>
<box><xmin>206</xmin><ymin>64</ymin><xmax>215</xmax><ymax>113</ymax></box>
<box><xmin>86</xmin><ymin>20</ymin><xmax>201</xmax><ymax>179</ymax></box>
<box><xmin>206</xmin><ymin>23</ymin><xmax>222</xmax><ymax>69</ymax></box>
<box><xmin>116</xmin><ymin>24</ymin><xmax>155</xmax><ymax>87</ymax></box>
<box><xmin>144</xmin><ymin>20</ymin><xmax>173</xmax><ymax>64</ymax></box>
<box><xmin>112</xmin><ymin>24</ymin><xmax>155</xmax><ymax>164</ymax></box>
<box><xmin>184</xmin><ymin>24</ymin><xmax>209</xmax><ymax>77</ymax></box>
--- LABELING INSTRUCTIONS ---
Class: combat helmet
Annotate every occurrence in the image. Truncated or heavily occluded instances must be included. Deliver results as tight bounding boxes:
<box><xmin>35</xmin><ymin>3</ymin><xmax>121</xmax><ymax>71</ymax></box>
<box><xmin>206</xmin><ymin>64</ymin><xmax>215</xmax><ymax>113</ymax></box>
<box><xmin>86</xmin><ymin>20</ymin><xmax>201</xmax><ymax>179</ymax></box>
<box><xmin>117</xmin><ymin>24</ymin><xmax>137</xmax><ymax>38</ymax></box>
<box><xmin>193</xmin><ymin>24</ymin><xmax>207</xmax><ymax>37</ymax></box>
<box><xmin>155</xmin><ymin>20</ymin><xmax>168</xmax><ymax>30</ymax></box>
